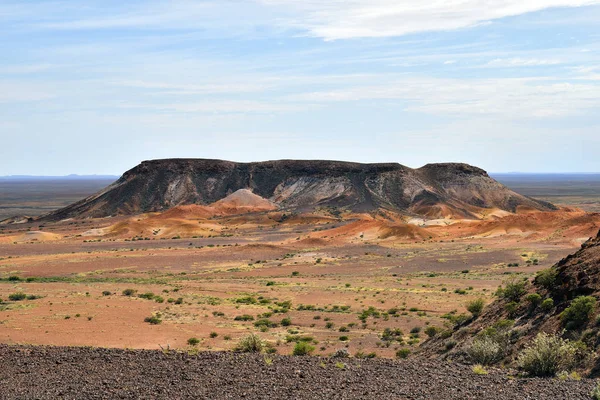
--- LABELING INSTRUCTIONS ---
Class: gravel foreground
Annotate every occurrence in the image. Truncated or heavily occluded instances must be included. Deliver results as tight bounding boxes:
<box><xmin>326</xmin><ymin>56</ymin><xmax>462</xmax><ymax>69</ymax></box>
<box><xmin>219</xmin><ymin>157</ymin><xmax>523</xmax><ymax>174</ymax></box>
<box><xmin>0</xmin><ymin>345</ymin><xmax>596</xmax><ymax>400</ymax></box>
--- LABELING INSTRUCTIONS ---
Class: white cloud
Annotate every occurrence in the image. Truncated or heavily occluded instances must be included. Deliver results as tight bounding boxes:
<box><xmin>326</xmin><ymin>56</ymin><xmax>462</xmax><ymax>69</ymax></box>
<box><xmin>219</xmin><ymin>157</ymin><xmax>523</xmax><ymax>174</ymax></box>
<box><xmin>486</xmin><ymin>58</ymin><xmax>563</xmax><ymax>67</ymax></box>
<box><xmin>16</xmin><ymin>0</ymin><xmax>600</xmax><ymax>40</ymax></box>
<box><xmin>258</xmin><ymin>0</ymin><xmax>600</xmax><ymax>39</ymax></box>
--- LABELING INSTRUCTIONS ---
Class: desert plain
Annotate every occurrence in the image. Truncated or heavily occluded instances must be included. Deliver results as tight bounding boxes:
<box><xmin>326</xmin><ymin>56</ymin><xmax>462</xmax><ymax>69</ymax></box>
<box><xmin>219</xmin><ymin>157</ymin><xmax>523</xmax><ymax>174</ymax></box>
<box><xmin>1</xmin><ymin>173</ymin><xmax>599</xmax><ymax>359</ymax></box>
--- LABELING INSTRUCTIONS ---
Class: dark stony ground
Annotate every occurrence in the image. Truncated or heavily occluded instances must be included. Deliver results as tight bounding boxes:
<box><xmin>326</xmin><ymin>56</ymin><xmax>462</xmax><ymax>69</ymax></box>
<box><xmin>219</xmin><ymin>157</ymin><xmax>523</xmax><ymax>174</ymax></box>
<box><xmin>0</xmin><ymin>345</ymin><xmax>596</xmax><ymax>400</ymax></box>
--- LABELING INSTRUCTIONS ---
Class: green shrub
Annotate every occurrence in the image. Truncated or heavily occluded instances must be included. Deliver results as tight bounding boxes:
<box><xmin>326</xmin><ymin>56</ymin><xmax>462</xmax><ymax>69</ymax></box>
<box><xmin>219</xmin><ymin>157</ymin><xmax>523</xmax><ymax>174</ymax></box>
<box><xmin>234</xmin><ymin>314</ymin><xmax>254</xmax><ymax>321</ymax></box>
<box><xmin>281</xmin><ymin>318</ymin><xmax>292</xmax><ymax>327</ymax></box>
<box><xmin>501</xmin><ymin>278</ymin><xmax>526</xmax><ymax>302</ymax></box>
<box><xmin>101</xmin><ymin>291</ymin><xmax>112</xmax><ymax>296</ymax></box>
<box><xmin>8</xmin><ymin>292</ymin><xmax>26</xmax><ymax>301</ymax></box>
<box><xmin>424</xmin><ymin>326</ymin><xmax>440</xmax><ymax>338</ymax></box>
<box><xmin>541</xmin><ymin>298</ymin><xmax>554</xmax><ymax>312</ymax></box>
<box><xmin>339</xmin><ymin>336</ymin><xmax>349</xmax><ymax>341</ymax></box>
<box><xmin>254</xmin><ymin>319</ymin><xmax>277</xmax><ymax>329</ymax></box>
<box><xmin>144</xmin><ymin>315</ymin><xmax>162</xmax><ymax>324</ymax></box>
<box><xmin>472</xmin><ymin>365</ymin><xmax>488</xmax><ymax>375</ymax></box>
<box><xmin>396</xmin><ymin>348</ymin><xmax>411</xmax><ymax>359</ymax></box>
<box><xmin>505</xmin><ymin>301</ymin><xmax>519</xmax><ymax>318</ymax></box>
<box><xmin>592</xmin><ymin>382</ymin><xmax>600</xmax><ymax>400</ymax></box>
<box><xmin>292</xmin><ymin>341</ymin><xmax>315</xmax><ymax>356</ymax></box>
<box><xmin>561</xmin><ymin>296</ymin><xmax>596</xmax><ymax>330</ymax></box>
<box><xmin>210</xmin><ymin>332</ymin><xmax>218</xmax><ymax>338</ymax></box>
<box><xmin>187</xmin><ymin>337</ymin><xmax>200</xmax><ymax>346</ymax></box>
<box><xmin>525</xmin><ymin>293</ymin><xmax>542</xmax><ymax>309</ymax></box>
<box><xmin>122</xmin><ymin>288</ymin><xmax>136</xmax><ymax>296</ymax></box>
<box><xmin>535</xmin><ymin>269</ymin><xmax>557</xmax><ymax>290</ymax></box>
<box><xmin>235</xmin><ymin>296</ymin><xmax>257</xmax><ymax>304</ymax></box>
<box><xmin>517</xmin><ymin>333</ymin><xmax>576</xmax><ymax>376</ymax></box>
<box><xmin>469</xmin><ymin>335</ymin><xmax>503</xmax><ymax>365</ymax></box>
<box><xmin>466</xmin><ymin>298</ymin><xmax>485</xmax><ymax>317</ymax></box>
<box><xmin>236</xmin><ymin>333</ymin><xmax>264</xmax><ymax>353</ymax></box>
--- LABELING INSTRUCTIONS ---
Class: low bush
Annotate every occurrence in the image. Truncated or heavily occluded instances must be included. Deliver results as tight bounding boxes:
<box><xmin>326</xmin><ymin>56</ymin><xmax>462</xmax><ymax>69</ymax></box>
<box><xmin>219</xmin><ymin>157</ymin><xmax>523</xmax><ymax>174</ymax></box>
<box><xmin>472</xmin><ymin>365</ymin><xmax>488</xmax><ymax>375</ymax></box>
<box><xmin>561</xmin><ymin>296</ymin><xmax>596</xmax><ymax>330</ymax></box>
<box><xmin>187</xmin><ymin>337</ymin><xmax>200</xmax><ymax>346</ymax></box>
<box><xmin>292</xmin><ymin>341</ymin><xmax>315</xmax><ymax>356</ymax></box>
<box><xmin>535</xmin><ymin>268</ymin><xmax>558</xmax><ymax>290</ymax></box>
<box><xmin>331</xmin><ymin>348</ymin><xmax>349</xmax><ymax>358</ymax></box>
<box><xmin>424</xmin><ymin>326</ymin><xmax>440</xmax><ymax>338</ymax></box>
<box><xmin>236</xmin><ymin>333</ymin><xmax>264</xmax><ymax>353</ymax></box>
<box><xmin>466</xmin><ymin>298</ymin><xmax>485</xmax><ymax>317</ymax></box>
<box><xmin>144</xmin><ymin>315</ymin><xmax>162</xmax><ymax>325</ymax></box>
<box><xmin>592</xmin><ymin>382</ymin><xmax>600</xmax><ymax>400</ymax></box>
<box><xmin>234</xmin><ymin>314</ymin><xmax>254</xmax><ymax>321</ymax></box>
<box><xmin>501</xmin><ymin>277</ymin><xmax>526</xmax><ymax>302</ymax></box>
<box><xmin>8</xmin><ymin>292</ymin><xmax>26</xmax><ymax>301</ymax></box>
<box><xmin>517</xmin><ymin>333</ymin><xmax>576</xmax><ymax>377</ymax></box>
<box><xmin>469</xmin><ymin>335</ymin><xmax>503</xmax><ymax>365</ymax></box>
<box><xmin>396</xmin><ymin>348</ymin><xmax>411</xmax><ymax>359</ymax></box>
<box><xmin>541</xmin><ymin>298</ymin><xmax>554</xmax><ymax>312</ymax></box>
<box><xmin>122</xmin><ymin>289</ymin><xmax>136</xmax><ymax>296</ymax></box>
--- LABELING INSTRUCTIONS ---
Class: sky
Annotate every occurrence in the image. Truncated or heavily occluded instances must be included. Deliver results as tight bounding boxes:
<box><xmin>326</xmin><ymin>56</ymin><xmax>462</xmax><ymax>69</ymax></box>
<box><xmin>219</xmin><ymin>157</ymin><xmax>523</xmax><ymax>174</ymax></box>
<box><xmin>1</xmin><ymin>1</ymin><xmax>599</xmax><ymax>175</ymax></box>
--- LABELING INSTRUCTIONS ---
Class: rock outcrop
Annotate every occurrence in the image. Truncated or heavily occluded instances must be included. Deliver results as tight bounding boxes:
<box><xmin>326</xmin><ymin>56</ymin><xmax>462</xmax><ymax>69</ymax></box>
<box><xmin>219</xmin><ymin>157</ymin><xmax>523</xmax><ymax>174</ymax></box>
<box><xmin>40</xmin><ymin>159</ymin><xmax>555</xmax><ymax>220</ymax></box>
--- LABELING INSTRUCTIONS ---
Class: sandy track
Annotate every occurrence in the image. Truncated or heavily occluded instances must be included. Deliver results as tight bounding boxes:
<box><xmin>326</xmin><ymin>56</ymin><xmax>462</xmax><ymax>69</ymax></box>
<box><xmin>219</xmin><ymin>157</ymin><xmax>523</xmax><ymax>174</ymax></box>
<box><xmin>0</xmin><ymin>345</ymin><xmax>595</xmax><ymax>399</ymax></box>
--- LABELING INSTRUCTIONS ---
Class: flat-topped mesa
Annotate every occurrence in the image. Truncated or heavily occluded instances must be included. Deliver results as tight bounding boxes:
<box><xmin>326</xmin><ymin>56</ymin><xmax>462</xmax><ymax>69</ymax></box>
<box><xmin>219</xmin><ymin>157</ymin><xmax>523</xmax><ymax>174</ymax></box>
<box><xmin>40</xmin><ymin>158</ymin><xmax>556</xmax><ymax>221</ymax></box>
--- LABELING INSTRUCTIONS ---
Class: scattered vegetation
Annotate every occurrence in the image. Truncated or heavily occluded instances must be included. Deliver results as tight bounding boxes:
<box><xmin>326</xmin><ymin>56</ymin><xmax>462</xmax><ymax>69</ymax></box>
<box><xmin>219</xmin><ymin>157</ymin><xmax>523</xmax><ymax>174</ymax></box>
<box><xmin>8</xmin><ymin>292</ymin><xmax>27</xmax><ymax>301</ymax></box>
<box><xmin>472</xmin><ymin>365</ymin><xmax>488</xmax><ymax>375</ymax></box>
<box><xmin>498</xmin><ymin>277</ymin><xmax>526</xmax><ymax>302</ymax></box>
<box><xmin>236</xmin><ymin>333</ymin><xmax>265</xmax><ymax>353</ymax></box>
<box><xmin>535</xmin><ymin>268</ymin><xmax>558</xmax><ymax>290</ymax></box>
<box><xmin>395</xmin><ymin>348</ymin><xmax>411</xmax><ymax>359</ymax></box>
<box><xmin>144</xmin><ymin>315</ymin><xmax>162</xmax><ymax>325</ymax></box>
<box><xmin>561</xmin><ymin>296</ymin><xmax>596</xmax><ymax>330</ymax></box>
<box><xmin>292</xmin><ymin>341</ymin><xmax>315</xmax><ymax>356</ymax></box>
<box><xmin>466</xmin><ymin>298</ymin><xmax>485</xmax><ymax>317</ymax></box>
<box><xmin>517</xmin><ymin>333</ymin><xmax>577</xmax><ymax>377</ymax></box>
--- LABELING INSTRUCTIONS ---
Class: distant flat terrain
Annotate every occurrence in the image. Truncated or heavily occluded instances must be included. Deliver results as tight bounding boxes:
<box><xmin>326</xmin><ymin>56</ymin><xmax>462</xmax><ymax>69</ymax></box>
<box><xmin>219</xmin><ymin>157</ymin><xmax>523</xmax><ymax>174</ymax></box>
<box><xmin>493</xmin><ymin>174</ymin><xmax>600</xmax><ymax>212</ymax></box>
<box><xmin>0</xmin><ymin>178</ymin><xmax>116</xmax><ymax>220</ymax></box>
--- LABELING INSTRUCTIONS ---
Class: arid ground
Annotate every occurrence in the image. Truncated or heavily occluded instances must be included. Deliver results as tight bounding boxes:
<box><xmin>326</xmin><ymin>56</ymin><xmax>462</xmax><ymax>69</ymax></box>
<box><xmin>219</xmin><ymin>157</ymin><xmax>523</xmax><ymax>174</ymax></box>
<box><xmin>1</xmin><ymin>175</ymin><xmax>599</xmax><ymax>358</ymax></box>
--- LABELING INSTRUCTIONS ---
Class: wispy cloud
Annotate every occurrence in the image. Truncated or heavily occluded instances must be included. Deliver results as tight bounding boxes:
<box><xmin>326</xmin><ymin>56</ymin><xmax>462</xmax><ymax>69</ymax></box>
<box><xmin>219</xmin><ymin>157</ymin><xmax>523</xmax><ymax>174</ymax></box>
<box><xmin>9</xmin><ymin>0</ymin><xmax>600</xmax><ymax>40</ymax></box>
<box><xmin>258</xmin><ymin>0</ymin><xmax>600</xmax><ymax>40</ymax></box>
<box><xmin>289</xmin><ymin>77</ymin><xmax>600</xmax><ymax>118</ymax></box>
<box><xmin>485</xmin><ymin>58</ymin><xmax>563</xmax><ymax>67</ymax></box>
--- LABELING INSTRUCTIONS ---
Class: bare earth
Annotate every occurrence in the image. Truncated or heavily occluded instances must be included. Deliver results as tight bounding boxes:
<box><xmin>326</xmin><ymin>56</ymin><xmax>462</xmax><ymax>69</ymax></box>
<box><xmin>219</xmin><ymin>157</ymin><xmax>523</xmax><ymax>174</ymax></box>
<box><xmin>1</xmin><ymin>207</ymin><xmax>598</xmax><ymax>357</ymax></box>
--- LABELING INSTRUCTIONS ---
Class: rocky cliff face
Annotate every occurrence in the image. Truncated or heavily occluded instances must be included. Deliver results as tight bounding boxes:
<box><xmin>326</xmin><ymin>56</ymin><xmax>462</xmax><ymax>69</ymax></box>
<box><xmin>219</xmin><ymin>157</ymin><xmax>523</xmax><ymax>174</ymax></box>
<box><xmin>41</xmin><ymin>159</ymin><xmax>555</xmax><ymax>220</ymax></box>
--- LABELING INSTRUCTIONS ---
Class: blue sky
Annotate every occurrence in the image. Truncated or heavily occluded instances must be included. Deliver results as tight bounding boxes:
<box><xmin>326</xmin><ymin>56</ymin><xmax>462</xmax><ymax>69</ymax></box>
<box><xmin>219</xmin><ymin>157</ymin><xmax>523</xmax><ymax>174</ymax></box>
<box><xmin>1</xmin><ymin>1</ymin><xmax>599</xmax><ymax>175</ymax></box>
